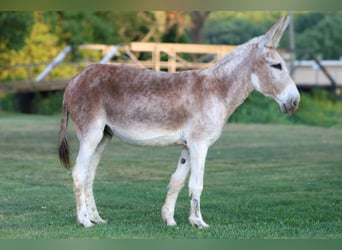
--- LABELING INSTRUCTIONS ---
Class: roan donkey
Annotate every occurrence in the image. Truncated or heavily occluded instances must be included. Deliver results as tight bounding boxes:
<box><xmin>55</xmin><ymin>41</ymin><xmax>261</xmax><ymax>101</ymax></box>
<box><xmin>58</xmin><ymin>16</ymin><xmax>300</xmax><ymax>228</ymax></box>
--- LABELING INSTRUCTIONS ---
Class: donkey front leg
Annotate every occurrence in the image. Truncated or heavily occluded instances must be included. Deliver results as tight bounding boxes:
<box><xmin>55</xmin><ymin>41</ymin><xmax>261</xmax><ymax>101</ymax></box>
<box><xmin>188</xmin><ymin>142</ymin><xmax>209</xmax><ymax>228</ymax></box>
<box><xmin>162</xmin><ymin>148</ymin><xmax>190</xmax><ymax>226</ymax></box>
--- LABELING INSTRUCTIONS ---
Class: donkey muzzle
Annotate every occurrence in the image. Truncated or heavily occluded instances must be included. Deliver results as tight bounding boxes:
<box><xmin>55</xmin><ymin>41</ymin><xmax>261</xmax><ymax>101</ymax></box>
<box><xmin>280</xmin><ymin>96</ymin><xmax>300</xmax><ymax>114</ymax></box>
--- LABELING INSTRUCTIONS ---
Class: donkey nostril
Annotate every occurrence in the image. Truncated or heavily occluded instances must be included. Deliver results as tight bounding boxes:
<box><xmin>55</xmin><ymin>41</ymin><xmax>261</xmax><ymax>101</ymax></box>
<box><xmin>292</xmin><ymin>99</ymin><xmax>298</xmax><ymax>107</ymax></box>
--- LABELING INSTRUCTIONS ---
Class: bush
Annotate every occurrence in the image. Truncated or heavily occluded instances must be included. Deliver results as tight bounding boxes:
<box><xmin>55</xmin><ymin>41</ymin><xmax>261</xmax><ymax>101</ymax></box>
<box><xmin>35</xmin><ymin>91</ymin><xmax>64</xmax><ymax>115</ymax></box>
<box><xmin>230</xmin><ymin>89</ymin><xmax>342</xmax><ymax>128</ymax></box>
<box><xmin>0</xmin><ymin>93</ymin><xmax>16</xmax><ymax>112</ymax></box>
<box><xmin>289</xmin><ymin>89</ymin><xmax>342</xmax><ymax>127</ymax></box>
<box><xmin>229</xmin><ymin>91</ymin><xmax>291</xmax><ymax>124</ymax></box>
<box><xmin>0</xmin><ymin>91</ymin><xmax>63</xmax><ymax>115</ymax></box>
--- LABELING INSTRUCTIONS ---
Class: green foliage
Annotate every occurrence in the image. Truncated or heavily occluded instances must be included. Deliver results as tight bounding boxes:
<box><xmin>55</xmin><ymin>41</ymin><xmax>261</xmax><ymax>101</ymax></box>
<box><xmin>203</xmin><ymin>12</ymin><xmax>342</xmax><ymax>59</ymax></box>
<box><xmin>0</xmin><ymin>12</ymin><xmax>34</xmax><ymax>52</ymax></box>
<box><xmin>43</xmin><ymin>11</ymin><xmax>153</xmax><ymax>47</ymax></box>
<box><xmin>0</xmin><ymin>12</ymin><xmax>65</xmax><ymax>81</ymax></box>
<box><xmin>204</xmin><ymin>18</ymin><xmax>263</xmax><ymax>45</ymax></box>
<box><xmin>0</xmin><ymin>12</ymin><xmax>34</xmax><ymax>73</ymax></box>
<box><xmin>293</xmin><ymin>12</ymin><xmax>325</xmax><ymax>33</ymax></box>
<box><xmin>0</xmin><ymin>91</ymin><xmax>63</xmax><ymax>115</ymax></box>
<box><xmin>2</xmin><ymin>11</ymin><xmax>342</xmax><ymax>83</ymax></box>
<box><xmin>0</xmin><ymin>93</ymin><xmax>15</xmax><ymax>112</ymax></box>
<box><xmin>296</xmin><ymin>13</ymin><xmax>342</xmax><ymax>59</ymax></box>
<box><xmin>290</xmin><ymin>89</ymin><xmax>342</xmax><ymax>127</ymax></box>
<box><xmin>203</xmin><ymin>12</ymin><xmax>279</xmax><ymax>45</ymax></box>
<box><xmin>35</xmin><ymin>91</ymin><xmax>64</xmax><ymax>115</ymax></box>
<box><xmin>229</xmin><ymin>92</ymin><xmax>291</xmax><ymax>124</ymax></box>
<box><xmin>230</xmin><ymin>89</ymin><xmax>342</xmax><ymax>128</ymax></box>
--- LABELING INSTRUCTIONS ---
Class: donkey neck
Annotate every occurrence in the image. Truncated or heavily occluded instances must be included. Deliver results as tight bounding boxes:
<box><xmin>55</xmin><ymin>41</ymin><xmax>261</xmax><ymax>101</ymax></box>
<box><xmin>205</xmin><ymin>39</ymin><xmax>259</xmax><ymax>116</ymax></box>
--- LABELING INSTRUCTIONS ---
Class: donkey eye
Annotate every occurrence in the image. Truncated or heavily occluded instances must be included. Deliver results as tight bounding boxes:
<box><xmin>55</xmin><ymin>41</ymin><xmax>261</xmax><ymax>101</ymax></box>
<box><xmin>270</xmin><ymin>63</ymin><xmax>282</xmax><ymax>70</ymax></box>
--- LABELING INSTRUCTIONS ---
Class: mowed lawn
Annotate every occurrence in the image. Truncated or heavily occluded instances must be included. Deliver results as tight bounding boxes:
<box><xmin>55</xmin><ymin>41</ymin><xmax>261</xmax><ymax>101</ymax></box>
<box><xmin>0</xmin><ymin>114</ymin><xmax>341</xmax><ymax>239</ymax></box>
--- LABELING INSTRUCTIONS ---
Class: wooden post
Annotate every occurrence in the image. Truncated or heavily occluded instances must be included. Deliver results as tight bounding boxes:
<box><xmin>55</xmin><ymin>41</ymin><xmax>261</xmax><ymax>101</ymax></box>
<box><xmin>153</xmin><ymin>44</ymin><xmax>160</xmax><ymax>71</ymax></box>
<box><xmin>168</xmin><ymin>49</ymin><xmax>176</xmax><ymax>72</ymax></box>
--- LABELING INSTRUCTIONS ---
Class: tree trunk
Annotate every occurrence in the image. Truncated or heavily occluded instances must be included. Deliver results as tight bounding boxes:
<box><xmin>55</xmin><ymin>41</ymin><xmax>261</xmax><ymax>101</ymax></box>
<box><xmin>190</xmin><ymin>11</ymin><xmax>211</xmax><ymax>44</ymax></box>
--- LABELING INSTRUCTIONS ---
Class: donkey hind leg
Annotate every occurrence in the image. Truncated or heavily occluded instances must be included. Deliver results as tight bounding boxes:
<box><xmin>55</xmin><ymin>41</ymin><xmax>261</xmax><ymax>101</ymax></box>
<box><xmin>162</xmin><ymin>148</ymin><xmax>190</xmax><ymax>226</ymax></box>
<box><xmin>84</xmin><ymin>127</ymin><xmax>112</xmax><ymax>225</ymax></box>
<box><xmin>72</xmin><ymin>125</ymin><xmax>107</xmax><ymax>228</ymax></box>
<box><xmin>188</xmin><ymin>142</ymin><xmax>209</xmax><ymax>228</ymax></box>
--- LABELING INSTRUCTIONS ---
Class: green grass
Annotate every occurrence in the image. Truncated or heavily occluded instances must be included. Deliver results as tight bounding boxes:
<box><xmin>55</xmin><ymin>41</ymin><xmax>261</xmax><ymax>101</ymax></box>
<box><xmin>0</xmin><ymin>114</ymin><xmax>342</xmax><ymax>239</ymax></box>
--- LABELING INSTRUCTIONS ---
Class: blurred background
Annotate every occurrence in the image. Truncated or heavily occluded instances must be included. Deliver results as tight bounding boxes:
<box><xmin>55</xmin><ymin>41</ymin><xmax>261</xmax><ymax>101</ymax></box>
<box><xmin>0</xmin><ymin>11</ymin><xmax>341</xmax><ymax>126</ymax></box>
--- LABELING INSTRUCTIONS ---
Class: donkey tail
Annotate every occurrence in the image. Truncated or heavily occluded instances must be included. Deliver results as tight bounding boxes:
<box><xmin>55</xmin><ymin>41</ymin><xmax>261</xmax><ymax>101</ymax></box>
<box><xmin>58</xmin><ymin>100</ymin><xmax>71</xmax><ymax>169</ymax></box>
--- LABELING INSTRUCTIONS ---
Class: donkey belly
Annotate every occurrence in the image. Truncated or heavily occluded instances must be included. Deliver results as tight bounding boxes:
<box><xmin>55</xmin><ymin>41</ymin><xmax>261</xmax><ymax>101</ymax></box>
<box><xmin>109</xmin><ymin>124</ymin><xmax>184</xmax><ymax>146</ymax></box>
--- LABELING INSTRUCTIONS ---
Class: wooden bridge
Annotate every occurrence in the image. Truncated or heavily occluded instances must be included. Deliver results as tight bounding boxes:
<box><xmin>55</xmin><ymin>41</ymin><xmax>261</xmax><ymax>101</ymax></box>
<box><xmin>1</xmin><ymin>42</ymin><xmax>341</xmax><ymax>94</ymax></box>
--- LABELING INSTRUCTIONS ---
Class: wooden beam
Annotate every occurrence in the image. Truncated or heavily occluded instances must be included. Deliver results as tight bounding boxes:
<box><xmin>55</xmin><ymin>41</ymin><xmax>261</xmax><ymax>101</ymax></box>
<box><xmin>130</xmin><ymin>42</ymin><xmax>236</xmax><ymax>55</ymax></box>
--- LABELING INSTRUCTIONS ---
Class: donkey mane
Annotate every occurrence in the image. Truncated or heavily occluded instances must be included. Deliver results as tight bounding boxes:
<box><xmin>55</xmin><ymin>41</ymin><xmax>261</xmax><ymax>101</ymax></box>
<box><xmin>213</xmin><ymin>37</ymin><xmax>260</xmax><ymax>69</ymax></box>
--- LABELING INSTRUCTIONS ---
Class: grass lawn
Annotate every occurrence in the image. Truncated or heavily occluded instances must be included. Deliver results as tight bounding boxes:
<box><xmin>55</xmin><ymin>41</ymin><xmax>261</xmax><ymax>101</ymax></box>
<box><xmin>0</xmin><ymin>114</ymin><xmax>341</xmax><ymax>239</ymax></box>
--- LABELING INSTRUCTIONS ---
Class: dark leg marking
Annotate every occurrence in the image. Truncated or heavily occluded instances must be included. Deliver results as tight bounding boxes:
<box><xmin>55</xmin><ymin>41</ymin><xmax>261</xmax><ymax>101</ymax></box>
<box><xmin>193</xmin><ymin>198</ymin><xmax>199</xmax><ymax>217</ymax></box>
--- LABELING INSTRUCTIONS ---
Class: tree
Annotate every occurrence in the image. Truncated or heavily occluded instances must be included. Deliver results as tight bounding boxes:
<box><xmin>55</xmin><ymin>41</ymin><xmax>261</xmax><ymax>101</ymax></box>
<box><xmin>296</xmin><ymin>13</ymin><xmax>342</xmax><ymax>59</ymax></box>
<box><xmin>0</xmin><ymin>12</ymin><xmax>34</xmax><ymax>52</ymax></box>
<box><xmin>41</xmin><ymin>11</ymin><xmax>155</xmax><ymax>60</ymax></box>
<box><xmin>43</xmin><ymin>11</ymin><xmax>154</xmax><ymax>46</ymax></box>
<box><xmin>189</xmin><ymin>11</ymin><xmax>211</xmax><ymax>44</ymax></box>
<box><xmin>203</xmin><ymin>16</ymin><xmax>267</xmax><ymax>45</ymax></box>
<box><xmin>293</xmin><ymin>12</ymin><xmax>325</xmax><ymax>34</ymax></box>
<box><xmin>0</xmin><ymin>12</ymin><xmax>34</xmax><ymax>74</ymax></box>
<box><xmin>0</xmin><ymin>12</ymin><xmax>67</xmax><ymax>81</ymax></box>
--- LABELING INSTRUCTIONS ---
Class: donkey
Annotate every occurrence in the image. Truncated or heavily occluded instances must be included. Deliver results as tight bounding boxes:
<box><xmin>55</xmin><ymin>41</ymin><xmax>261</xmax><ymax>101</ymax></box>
<box><xmin>58</xmin><ymin>16</ymin><xmax>300</xmax><ymax>228</ymax></box>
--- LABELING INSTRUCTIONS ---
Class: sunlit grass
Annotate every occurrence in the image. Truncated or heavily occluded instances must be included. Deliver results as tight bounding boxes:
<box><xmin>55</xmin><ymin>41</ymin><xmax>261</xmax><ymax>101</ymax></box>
<box><xmin>0</xmin><ymin>114</ymin><xmax>341</xmax><ymax>239</ymax></box>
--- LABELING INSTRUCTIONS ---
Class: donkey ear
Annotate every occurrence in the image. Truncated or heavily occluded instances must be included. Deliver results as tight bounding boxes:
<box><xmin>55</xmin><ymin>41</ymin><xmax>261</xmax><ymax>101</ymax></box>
<box><xmin>259</xmin><ymin>16</ymin><xmax>290</xmax><ymax>50</ymax></box>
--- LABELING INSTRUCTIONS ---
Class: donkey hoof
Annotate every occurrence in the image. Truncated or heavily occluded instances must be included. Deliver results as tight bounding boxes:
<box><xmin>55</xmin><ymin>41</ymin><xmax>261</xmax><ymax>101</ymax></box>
<box><xmin>89</xmin><ymin>213</ymin><xmax>107</xmax><ymax>224</ymax></box>
<box><xmin>162</xmin><ymin>207</ymin><xmax>177</xmax><ymax>226</ymax></box>
<box><xmin>78</xmin><ymin>219</ymin><xmax>95</xmax><ymax>228</ymax></box>
<box><xmin>189</xmin><ymin>216</ymin><xmax>209</xmax><ymax>229</ymax></box>
<box><xmin>92</xmin><ymin>217</ymin><xmax>107</xmax><ymax>224</ymax></box>
<box><xmin>166</xmin><ymin>218</ymin><xmax>177</xmax><ymax>227</ymax></box>
<box><xmin>162</xmin><ymin>215</ymin><xmax>177</xmax><ymax>226</ymax></box>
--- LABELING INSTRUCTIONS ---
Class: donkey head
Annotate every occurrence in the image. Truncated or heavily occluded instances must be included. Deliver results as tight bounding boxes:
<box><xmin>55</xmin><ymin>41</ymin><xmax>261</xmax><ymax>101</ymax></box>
<box><xmin>251</xmin><ymin>16</ymin><xmax>300</xmax><ymax>114</ymax></box>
